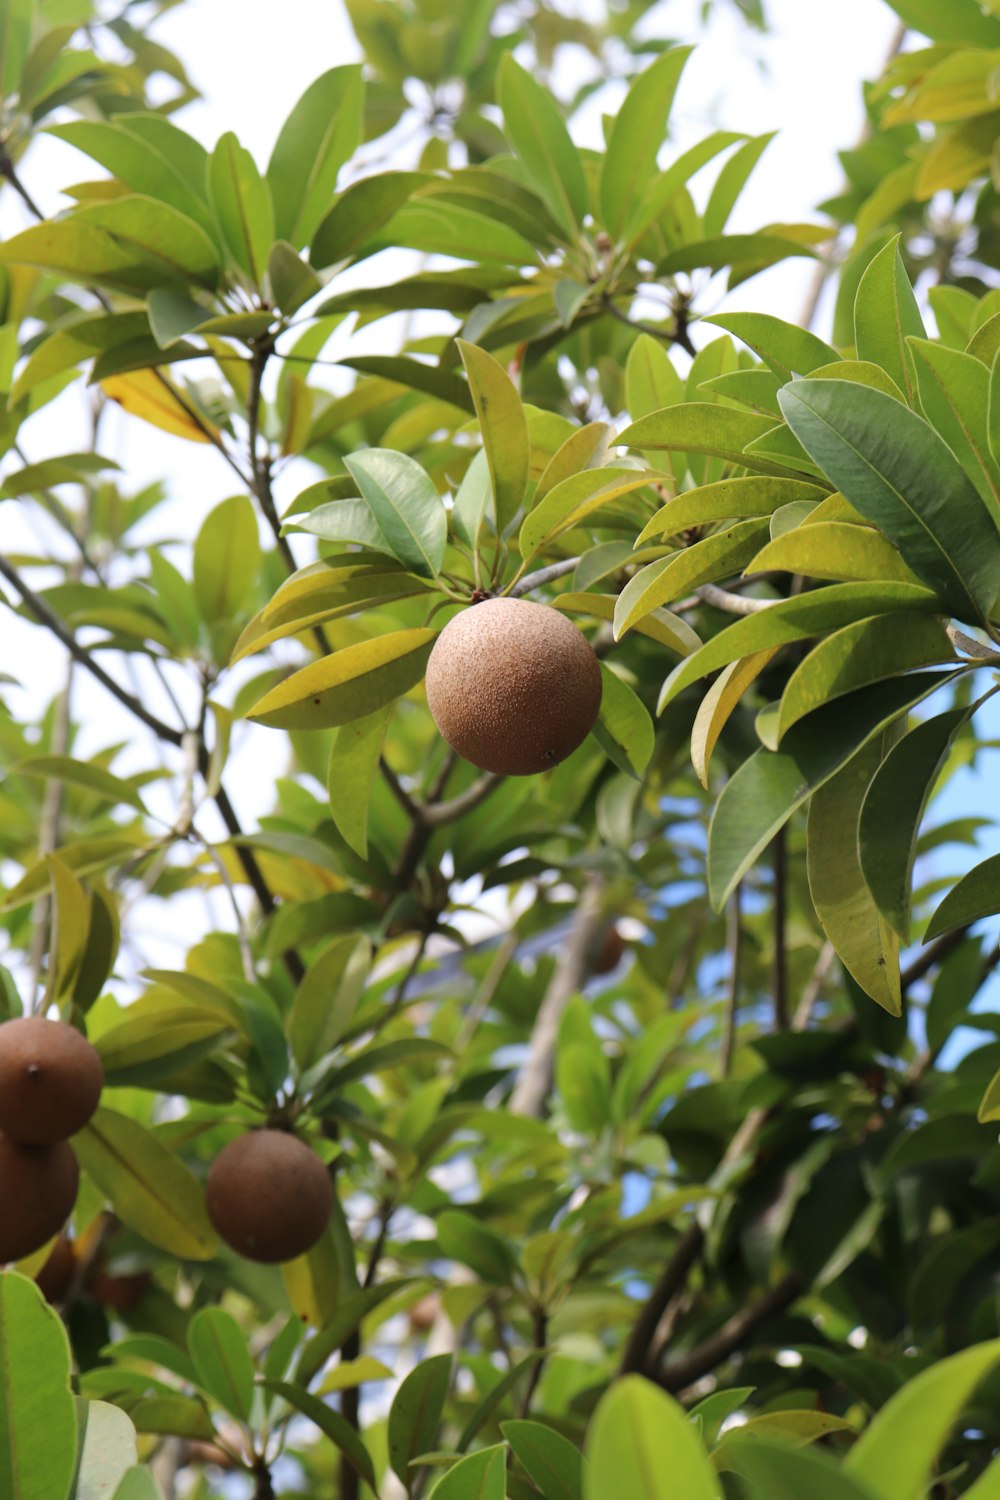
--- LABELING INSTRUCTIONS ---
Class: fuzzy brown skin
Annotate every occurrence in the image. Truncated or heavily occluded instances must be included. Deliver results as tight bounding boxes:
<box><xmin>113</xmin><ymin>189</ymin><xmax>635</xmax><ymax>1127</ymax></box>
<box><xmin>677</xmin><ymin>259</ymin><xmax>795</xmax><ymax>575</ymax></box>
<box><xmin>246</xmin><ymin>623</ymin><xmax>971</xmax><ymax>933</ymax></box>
<box><xmin>425</xmin><ymin>598</ymin><xmax>603</xmax><ymax>776</ymax></box>
<box><xmin>0</xmin><ymin>1017</ymin><xmax>104</xmax><ymax>1145</ymax></box>
<box><xmin>0</xmin><ymin>1135</ymin><xmax>79</xmax><ymax>1263</ymax></box>
<box><xmin>206</xmin><ymin>1130</ymin><xmax>333</xmax><ymax>1264</ymax></box>
<box><xmin>591</xmin><ymin>924</ymin><xmax>628</xmax><ymax>975</ymax></box>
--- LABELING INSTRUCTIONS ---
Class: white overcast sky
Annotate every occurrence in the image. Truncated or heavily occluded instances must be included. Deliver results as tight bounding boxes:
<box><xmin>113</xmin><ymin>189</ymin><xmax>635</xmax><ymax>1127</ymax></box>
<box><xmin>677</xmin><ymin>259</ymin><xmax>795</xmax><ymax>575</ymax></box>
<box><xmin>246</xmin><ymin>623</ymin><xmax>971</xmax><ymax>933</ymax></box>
<box><xmin>9</xmin><ymin>0</ymin><xmax>996</xmax><ymax>1000</ymax></box>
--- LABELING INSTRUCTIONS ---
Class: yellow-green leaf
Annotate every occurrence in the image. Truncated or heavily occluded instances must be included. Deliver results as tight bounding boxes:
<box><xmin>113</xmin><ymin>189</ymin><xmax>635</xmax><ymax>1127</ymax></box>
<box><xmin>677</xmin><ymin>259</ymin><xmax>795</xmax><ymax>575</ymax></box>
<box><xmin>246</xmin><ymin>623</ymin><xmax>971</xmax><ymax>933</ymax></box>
<box><xmin>247</xmin><ymin>628</ymin><xmax>436</xmax><ymax>730</ymax></box>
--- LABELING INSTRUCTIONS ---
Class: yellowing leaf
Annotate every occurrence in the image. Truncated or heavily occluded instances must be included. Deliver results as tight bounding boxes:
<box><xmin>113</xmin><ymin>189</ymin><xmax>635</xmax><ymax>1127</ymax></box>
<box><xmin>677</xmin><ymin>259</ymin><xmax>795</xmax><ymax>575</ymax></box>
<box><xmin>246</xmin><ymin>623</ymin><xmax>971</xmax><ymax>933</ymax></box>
<box><xmin>101</xmin><ymin>370</ymin><xmax>217</xmax><ymax>443</ymax></box>
<box><xmin>691</xmin><ymin>649</ymin><xmax>779</xmax><ymax>789</ymax></box>
<box><xmin>247</xmin><ymin>628</ymin><xmax>437</xmax><ymax>730</ymax></box>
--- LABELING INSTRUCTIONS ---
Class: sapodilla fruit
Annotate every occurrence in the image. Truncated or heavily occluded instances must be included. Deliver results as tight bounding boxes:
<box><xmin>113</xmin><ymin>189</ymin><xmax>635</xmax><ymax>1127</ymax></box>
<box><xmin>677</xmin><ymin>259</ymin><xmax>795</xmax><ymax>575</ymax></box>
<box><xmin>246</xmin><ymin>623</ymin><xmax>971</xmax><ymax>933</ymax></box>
<box><xmin>591</xmin><ymin>924</ymin><xmax>627</xmax><ymax>976</ymax></box>
<box><xmin>0</xmin><ymin>1134</ymin><xmax>79</xmax><ymax>1263</ymax></box>
<box><xmin>0</xmin><ymin>1016</ymin><xmax>103</xmax><ymax>1144</ymax></box>
<box><xmin>424</xmin><ymin>598</ymin><xmax>602</xmax><ymax>776</ymax></box>
<box><xmin>205</xmin><ymin>1130</ymin><xmax>333</xmax><ymax>1264</ymax></box>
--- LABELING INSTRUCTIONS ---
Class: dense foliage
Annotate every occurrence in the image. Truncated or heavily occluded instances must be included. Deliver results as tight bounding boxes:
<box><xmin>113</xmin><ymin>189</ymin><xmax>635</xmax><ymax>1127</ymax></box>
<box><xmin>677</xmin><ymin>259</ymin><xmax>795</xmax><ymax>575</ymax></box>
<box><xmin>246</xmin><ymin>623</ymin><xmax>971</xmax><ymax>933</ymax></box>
<box><xmin>1</xmin><ymin>0</ymin><xmax>1000</xmax><ymax>1496</ymax></box>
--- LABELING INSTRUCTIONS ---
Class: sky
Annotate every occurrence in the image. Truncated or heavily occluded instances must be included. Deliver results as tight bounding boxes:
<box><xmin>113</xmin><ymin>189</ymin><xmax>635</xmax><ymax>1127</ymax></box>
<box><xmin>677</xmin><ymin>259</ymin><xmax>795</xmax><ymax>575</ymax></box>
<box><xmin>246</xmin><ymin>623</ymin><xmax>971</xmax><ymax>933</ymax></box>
<box><xmin>3</xmin><ymin>0</ymin><xmax>997</xmax><ymax>1001</ymax></box>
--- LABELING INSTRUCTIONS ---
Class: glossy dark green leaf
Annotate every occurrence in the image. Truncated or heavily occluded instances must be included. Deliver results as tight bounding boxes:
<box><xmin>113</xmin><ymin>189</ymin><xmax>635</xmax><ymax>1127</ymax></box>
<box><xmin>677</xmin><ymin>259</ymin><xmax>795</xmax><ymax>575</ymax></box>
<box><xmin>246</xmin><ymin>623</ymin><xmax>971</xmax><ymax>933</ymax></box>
<box><xmin>779</xmin><ymin>379</ymin><xmax>1000</xmax><ymax>621</ymax></box>
<box><xmin>924</xmin><ymin>851</ymin><xmax>1000</xmax><ymax>941</ymax></box>
<box><xmin>267</xmin><ymin>65</ymin><xmax>364</xmax><ymax>247</ymax></box>
<box><xmin>388</xmin><ymin>1354</ymin><xmax>452</xmax><ymax>1492</ymax></box>
<box><xmin>707</xmin><ymin>671</ymin><xmax>956</xmax><ymax>909</ymax></box>
<box><xmin>859</xmin><ymin>702</ymin><xmax>978</xmax><ymax>936</ymax></box>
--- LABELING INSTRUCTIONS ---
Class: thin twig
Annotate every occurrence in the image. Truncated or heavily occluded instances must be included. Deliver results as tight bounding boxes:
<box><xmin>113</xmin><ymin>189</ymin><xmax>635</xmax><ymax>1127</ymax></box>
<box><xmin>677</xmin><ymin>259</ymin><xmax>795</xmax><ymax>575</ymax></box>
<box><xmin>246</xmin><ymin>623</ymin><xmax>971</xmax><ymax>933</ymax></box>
<box><xmin>696</xmin><ymin>582</ymin><xmax>778</xmax><ymax>616</ymax></box>
<box><xmin>511</xmin><ymin>558</ymin><xmax>581</xmax><ymax>597</ymax></box>
<box><xmin>655</xmin><ymin>1272</ymin><xmax>803</xmax><ymax>1391</ymax></box>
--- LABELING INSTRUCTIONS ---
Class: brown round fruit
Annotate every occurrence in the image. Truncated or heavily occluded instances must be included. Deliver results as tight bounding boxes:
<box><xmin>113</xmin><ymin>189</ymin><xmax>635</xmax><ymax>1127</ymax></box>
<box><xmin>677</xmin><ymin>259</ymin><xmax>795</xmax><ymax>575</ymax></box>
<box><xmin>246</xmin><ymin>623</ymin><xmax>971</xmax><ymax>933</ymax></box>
<box><xmin>0</xmin><ymin>1017</ymin><xmax>103</xmax><ymax>1144</ymax></box>
<box><xmin>590</xmin><ymin>924</ymin><xmax>627</xmax><ymax>976</ymax></box>
<box><xmin>34</xmin><ymin>1233</ymin><xmax>76</xmax><ymax>1304</ymax></box>
<box><xmin>424</xmin><ymin>598</ymin><xmax>602</xmax><ymax>777</ymax></box>
<box><xmin>0</xmin><ymin>1134</ymin><xmax>79</xmax><ymax>1264</ymax></box>
<box><xmin>205</xmin><ymin>1130</ymin><xmax>333</xmax><ymax>1264</ymax></box>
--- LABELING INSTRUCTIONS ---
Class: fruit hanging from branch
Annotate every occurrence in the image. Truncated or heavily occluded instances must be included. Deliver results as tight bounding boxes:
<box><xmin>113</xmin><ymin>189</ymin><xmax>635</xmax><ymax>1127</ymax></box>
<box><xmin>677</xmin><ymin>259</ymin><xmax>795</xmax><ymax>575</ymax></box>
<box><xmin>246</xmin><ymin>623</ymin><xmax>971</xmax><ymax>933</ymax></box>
<box><xmin>205</xmin><ymin>1129</ymin><xmax>334</xmax><ymax>1264</ymax></box>
<box><xmin>424</xmin><ymin>597</ymin><xmax>602</xmax><ymax>776</ymax></box>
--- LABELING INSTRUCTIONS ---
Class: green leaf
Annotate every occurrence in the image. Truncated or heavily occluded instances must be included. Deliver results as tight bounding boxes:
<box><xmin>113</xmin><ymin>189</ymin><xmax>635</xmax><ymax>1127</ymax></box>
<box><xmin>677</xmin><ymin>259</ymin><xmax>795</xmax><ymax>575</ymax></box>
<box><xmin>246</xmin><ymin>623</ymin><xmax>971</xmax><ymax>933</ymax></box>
<box><xmin>925</xmin><ymin>851</ymin><xmax>1000</xmax><ymax>940</ymax></box>
<box><xmin>778</xmin><ymin>380</ymin><xmax>1000</xmax><ymax>622</ymax></box>
<box><xmin>978</xmin><ymin>1068</ymin><xmax>1000</xmax><ymax>1123</ymax></box>
<box><xmin>74</xmin><ymin>1107</ymin><xmax>217</xmax><ymax>1260</ymax></box>
<box><xmin>614</xmin><ymin>520</ymin><xmax>771</xmax><ymax>638</ymax></box>
<box><xmin>339</xmin><ymin>355</ymin><xmax>474</xmax><ymax>415</ymax></box>
<box><xmin>266</xmin><ymin>66</ymin><xmax>364</xmax><ymax>247</ymax></box>
<box><xmin>659</xmin><ymin>581</ymin><xmax>940</xmax><ymax>709</ymax></box>
<box><xmin>207</xmin><ymin>132</ymin><xmax>275</xmax><ymax>286</ymax></box>
<box><xmin>437</xmin><ymin>1210</ymin><xmax>518</xmax><ymax>1285</ymax></box>
<box><xmin>808</xmin><ymin>734</ymin><xmax>902</xmax><ymax>1016</ymax></box>
<box><xmin>747</xmin><ymin>521</ymin><xmax>921</xmax><ymax>587</ymax></box>
<box><xmin>95</xmin><ymin>1013</ymin><xmax>231</xmax><ymax>1089</ymax></box>
<box><xmin>860</xmin><ymin>702</ymin><xmax>982</xmax><ymax>937</ymax></box>
<box><xmin>193</xmin><ymin>494</ymin><xmax>261</xmax><ymax>626</ymax></box>
<box><xmin>343</xmin><ymin>449</ymin><xmax>446</xmax><ymax>577</ymax></box>
<box><xmin>554</xmin><ymin>592</ymin><xmax>701</xmax><ymax>657</ymax></box>
<box><xmin>456</xmin><ymin>1353</ymin><xmax>547</xmax><ymax>1453</ymax></box>
<box><xmin>430</xmin><ymin>1446</ymin><xmax>507</xmax><ymax>1500</ymax></box>
<box><xmin>844</xmin><ymin>1340</ymin><xmax>1000</xmax><ymax>1500</ymax></box>
<box><xmin>248</xmin><ymin>628</ymin><xmax>436</xmax><ymax>731</ymax></box>
<box><xmin>451</xmin><ymin>449</ymin><xmax>492</xmax><ymax>553</ymax></box>
<box><xmin>703</xmin><ymin>132</ymin><xmax>776</xmax><ymax>237</ymax></box>
<box><xmin>853</xmin><ymin>237</ymin><xmax>925</xmax><ymax>404</ymax></box>
<box><xmin>536</xmin><ymin>424</ymin><xmax>612</xmax><ymax>505</ymax></box>
<box><xmin>267</xmin><ymin>241</ymin><xmax>322</xmax><ymax>315</ymax></box>
<box><xmin>706</xmin><ymin>672</ymin><xmax>956</xmax><ymax>909</ymax></box>
<box><xmin>0</xmin><ymin>452</ymin><xmax>120</xmax><ymax>497</ymax></box>
<box><xmin>289</xmin><ymin>934</ymin><xmax>371</xmax><ymax>1070</ymax></box>
<box><xmin>719</xmin><ymin>1437</ymin><xmax>879</xmax><ymax>1500</ymax></box>
<box><xmin>498</xmin><ymin>54</ymin><xmax>587</xmax><ymax>236</ymax></box>
<box><xmin>327</xmin><ymin>707</ymin><xmax>393</xmax><ymax>860</ymax></box>
<box><xmin>0</xmin><ymin>1273</ymin><xmax>77</xmax><ymax>1500</ymax></box>
<box><xmin>585</xmin><ymin>1376</ymin><xmax>720</xmax><ymax>1500</ymax></box>
<box><xmin>0</xmin><ymin>200</ymin><xmax>219</xmax><ymax>295</ymax></box>
<box><xmin>619</xmin><ymin>403</ymin><xmax>805</xmax><ymax>478</ymax></box>
<box><xmin>775</xmin><ymin>613</ymin><xmax>956</xmax><ymax>742</ymax></box>
<box><xmin>503</xmin><ymin>1419</ymin><xmax>585</xmax><ymax>1500</ymax></box>
<box><xmin>909</xmin><ymin>337</ymin><xmax>1000</xmax><ymax>518</ymax></box>
<box><xmin>111</xmin><ymin>1469</ymin><xmax>162</xmax><ymax>1500</ymax></box>
<box><xmin>0</xmin><ymin>0</ymin><xmax>32</xmax><ymax>100</ymax></box>
<box><xmin>622</xmin><ymin>130</ymin><xmax>745</xmax><ymax>248</ymax></box>
<box><xmin>187</xmin><ymin>1307</ymin><xmax>255</xmax><ymax>1421</ymax></box>
<box><xmin>262</xmin><ymin>1381</ymin><xmax>375</xmax><ymax>1488</ymax></box>
<box><xmin>9</xmin><ymin>755</ymin><xmax>146</xmax><ymax>814</ymax></box>
<box><xmin>310</xmin><ymin>173</ymin><xmax>428</xmax><ymax>268</ymax></box>
<box><xmin>638</xmin><ymin>476</ymin><xmax>825</xmax><ymax>543</ymax></box>
<box><xmin>73</xmin><ymin>1400</ymin><xmax>138</xmax><ymax>1500</ymax></box>
<box><xmin>600</xmin><ymin>47</ymin><xmax>693</xmax><ymax>238</ymax></box>
<box><xmin>388</xmin><ymin>1355</ymin><xmax>453</xmax><ymax>1493</ymax></box>
<box><xmin>704</xmin><ymin>312</ymin><xmax>838</xmax><ymax>378</ymax></box>
<box><xmin>658</xmin><ymin>232</ymin><xmax>816</xmax><ymax>278</ymax></box>
<box><xmin>458</xmin><ymin>339</ymin><xmax>530</xmax><ymax>534</ymax></box>
<box><xmin>592</xmin><ymin>664</ymin><xmax>654</xmax><ymax>779</ymax></box>
<box><xmin>520</xmin><ymin>467</ymin><xmax>659</xmax><ymax>563</ymax></box>
<box><xmin>294</xmin><ymin>1279</ymin><xmax>413</xmax><ymax>1386</ymax></box>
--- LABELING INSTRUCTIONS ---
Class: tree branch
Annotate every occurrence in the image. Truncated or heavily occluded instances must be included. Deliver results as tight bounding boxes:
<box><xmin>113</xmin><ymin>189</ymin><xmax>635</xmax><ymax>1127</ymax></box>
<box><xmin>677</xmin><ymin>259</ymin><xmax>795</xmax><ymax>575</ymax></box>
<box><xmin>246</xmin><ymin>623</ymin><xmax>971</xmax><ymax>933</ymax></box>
<box><xmin>510</xmin><ymin>875</ymin><xmax>606</xmax><ymax>1118</ymax></box>
<box><xmin>696</xmin><ymin>582</ymin><xmax>779</xmax><ymax>616</ymax></box>
<box><xmin>619</xmin><ymin>1222</ymin><xmax>705</xmax><ymax>1375</ymax></box>
<box><xmin>655</xmin><ymin>1272</ymin><xmax>804</xmax><ymax>1391</ymax></box>
<box><xmin>511</xmin><ymin>558</ymin><xmax>581</xmax><ymax>597</ymax></box>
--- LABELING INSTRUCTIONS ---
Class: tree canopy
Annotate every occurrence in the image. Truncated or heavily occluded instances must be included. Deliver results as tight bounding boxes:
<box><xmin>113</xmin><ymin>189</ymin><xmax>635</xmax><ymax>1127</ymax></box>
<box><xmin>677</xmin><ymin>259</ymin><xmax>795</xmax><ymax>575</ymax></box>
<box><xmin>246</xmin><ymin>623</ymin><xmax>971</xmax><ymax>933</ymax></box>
<box><xmin>1</xmin><ymin>0</ymin><xmax>1000</xmax><ymax>1497</ymax></box>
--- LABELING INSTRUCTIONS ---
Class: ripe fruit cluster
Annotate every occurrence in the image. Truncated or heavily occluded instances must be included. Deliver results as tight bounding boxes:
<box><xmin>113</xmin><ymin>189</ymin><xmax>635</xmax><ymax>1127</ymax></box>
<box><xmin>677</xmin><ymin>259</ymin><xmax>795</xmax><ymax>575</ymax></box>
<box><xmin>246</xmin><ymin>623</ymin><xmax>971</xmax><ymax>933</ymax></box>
<box><xmin>425</xmin><ymin>598</ymin><xmax>602</xmax><ymax>776</ymax></box>
<box><xmin>0</xmin><ymin>1016</ymin><xmax>104</xmax><ymax>1263</ymax></box>
<box><xmin>205</xmin><ymin>1128</ymin><xmax>333</xmax><ymax>1264</ymax></box>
